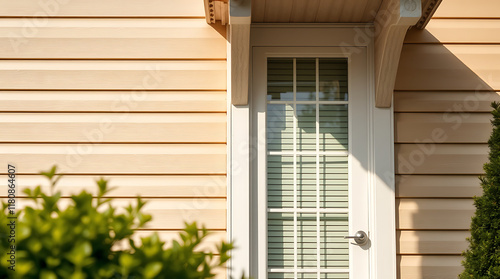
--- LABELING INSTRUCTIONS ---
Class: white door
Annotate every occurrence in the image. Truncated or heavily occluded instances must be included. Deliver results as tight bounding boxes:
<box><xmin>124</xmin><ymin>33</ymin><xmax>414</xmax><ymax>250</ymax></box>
<box><xmin>252</xmin><ymin>47</ymin><xmax>370</xmax><ymax>278</ymax></box>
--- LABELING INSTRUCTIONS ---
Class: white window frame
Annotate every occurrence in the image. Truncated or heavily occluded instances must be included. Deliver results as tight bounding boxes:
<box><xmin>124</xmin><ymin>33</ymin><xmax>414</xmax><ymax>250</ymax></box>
<box><xmin>228</xmin><ymin>24</ymin><xmax>396</xmax><ymax>279</ymax></box>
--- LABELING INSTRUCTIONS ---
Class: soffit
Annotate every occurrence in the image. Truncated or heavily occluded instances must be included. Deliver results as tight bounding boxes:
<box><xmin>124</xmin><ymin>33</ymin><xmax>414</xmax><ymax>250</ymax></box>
<box><xmin>251</xmin><ymin>0</ymin><xmax>383</xmax><ymax>23</ymax></box>
<box><xmin>251</xmin><ymin>0</ymin><xmax>440</xmax><ymax>29</ymax></box>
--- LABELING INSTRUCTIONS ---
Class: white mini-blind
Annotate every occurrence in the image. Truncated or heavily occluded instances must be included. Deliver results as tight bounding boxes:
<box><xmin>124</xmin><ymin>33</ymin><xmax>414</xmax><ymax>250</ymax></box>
<box><xmin>266</xmin><ymin>58</ymin><xmax>350</xmax><ymax>279</ymax></box>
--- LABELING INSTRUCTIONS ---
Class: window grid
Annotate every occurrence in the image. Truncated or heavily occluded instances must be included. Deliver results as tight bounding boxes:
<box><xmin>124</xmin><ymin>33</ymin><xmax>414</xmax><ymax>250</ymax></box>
<box><xmin>267</xmin><ymin>57</ymin><xmax>350</xmax><ymax>278</ymax></box>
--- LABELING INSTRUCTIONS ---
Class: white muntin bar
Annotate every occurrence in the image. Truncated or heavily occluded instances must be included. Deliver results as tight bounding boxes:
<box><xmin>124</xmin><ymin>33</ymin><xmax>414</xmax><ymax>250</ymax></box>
<box><xmin>292</xmin><ymin>58</ymin><xmax>298</xmax><ymax>279</ymax></box>
<box><xmin>268</xmin><ymin>268</ymin><xmax>349</xmax><ymax>273</ymax></box>
<box><xmin>268</xmin><ymin>100</ymin><xmax>348</xmax><ymax>105</ymax></box>
<box><xmin>315</xmin><ymin>57</ymin><xmax>321</xmax><ymax>279</ymax></box>
<box><xmin>267</xmin><ymin>151</ymin><xmax>349</xmax><ymax>156</ymax></box>
<box><xmin>268</xmin><ymin>208</ymin><xmax>349</xmax><ymax>213</ymax></box>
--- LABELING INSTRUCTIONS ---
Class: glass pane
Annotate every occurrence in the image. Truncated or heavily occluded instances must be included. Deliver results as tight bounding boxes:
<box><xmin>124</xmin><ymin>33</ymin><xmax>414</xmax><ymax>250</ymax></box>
<box><xmin>319</xmin><ymin>156</ymin><xmax>348</xmax><ymax>209</ymax></box>
<box><xmin>319</xmin><ymin>105</ymin><xmax>348</xmax><ymax>152</ymax></box>
<box><xmin>297</xmin><ymin>213</ymin><xmax>317</xmax><ymax>269</ymax></box>
<box><xmin>297</xmin><ymin>58</ymin><xmax>316</xmax><ymax>101</ymax></box>
<box><xmin>321</xmin><ymin>273</ymin><xmax>349</xmax><ymax>279</ymax></box>
<box><xmin>268</xmin><ymin>156</ymin><xmax>320</xmax><ymax>209</ymax></box>
<box><xmin>269</xmin><ymin>273</ymin><xmax>295</xmax><ymax>279</ymax></box>
<box><xmin>297</xmin><ymin>104</ymin><xmax>316</xmax><ymax>151</ymax></box>
<box><xmin>268</xmin><ymin>212</ymin><xmax>294</xmax><ymax>269</ymax></box>
<box><xmin>297</xmin><ymin>156</ymin><xmax>316</xmax><ymax>208</ymax></box>
<box><xmin>299</xmin><ymin>273</ymin><xmax>319</xmax><ymax>279</ymax></box>
<box><xmin>268</xmin><ymin>58</ymin><xmax>293</xmax><ymax>101</ymax></box>
<box><xmin>319</xmin><ymin>58</ymin><xmax>348</xmax><ymax>101</ymax></box>
<box><xmin>268</xmin><ymin>155</ymin><xmax>293</xmax><ymax>208</ymax></box>
<box><xmin>268</xmin><ymin>104</ymin><xmax>294</xmax><ymax>152</ymax></box>
<box><xmin>320</xmin><ymin>213</ymin><xmax>349</xmax><ymax>269</ymax></box>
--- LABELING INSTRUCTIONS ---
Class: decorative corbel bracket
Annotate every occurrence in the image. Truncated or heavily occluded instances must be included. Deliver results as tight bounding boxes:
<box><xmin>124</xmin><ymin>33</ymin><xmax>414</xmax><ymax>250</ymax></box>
<box><xmin>374</xmin><ymin>0</ymin><xmax>421</xmax><ymax>108</ymax></box>
<box><xmin>204</xmin><ymin>0</ymin><xmax>229</xmax><ymax>25</ymax></box>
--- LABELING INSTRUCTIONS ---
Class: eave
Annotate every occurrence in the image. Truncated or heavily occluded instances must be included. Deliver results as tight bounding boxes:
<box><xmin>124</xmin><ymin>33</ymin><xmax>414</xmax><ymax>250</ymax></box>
<box><xmin>204</xmin><ymin>0</ymin><xmax>442</xmax><ymax>108</ymax></box>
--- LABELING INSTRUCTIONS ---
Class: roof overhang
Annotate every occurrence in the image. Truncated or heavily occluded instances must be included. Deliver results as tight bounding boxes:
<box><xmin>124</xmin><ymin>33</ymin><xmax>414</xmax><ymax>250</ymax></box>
<box><xmin>205</xmin><ymin>0</ymin><xmax>442</xmax><ymax>108</ymax></box>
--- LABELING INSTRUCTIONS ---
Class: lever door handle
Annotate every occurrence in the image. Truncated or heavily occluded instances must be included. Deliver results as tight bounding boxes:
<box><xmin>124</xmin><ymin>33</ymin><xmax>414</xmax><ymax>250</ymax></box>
<box><xmin>344</xmin><ymin>230</ymin><xmax>368</xmax><ymax>245</ymax></box>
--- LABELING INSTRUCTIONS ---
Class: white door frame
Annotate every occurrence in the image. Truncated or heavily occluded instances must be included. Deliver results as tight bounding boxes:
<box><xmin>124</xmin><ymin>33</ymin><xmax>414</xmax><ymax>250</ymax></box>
<box><xmin>228</xmin><ymin>25</ymin><xmax>396</xmax><ymax>279</ymax></box>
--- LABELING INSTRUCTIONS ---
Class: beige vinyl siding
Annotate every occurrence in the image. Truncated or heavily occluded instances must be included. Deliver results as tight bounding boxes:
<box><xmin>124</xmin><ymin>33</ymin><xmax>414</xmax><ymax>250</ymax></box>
<box><xmin>18</xmin><ymin>198</ymin><xmax>226</xmax><ymax>230</ymax></box>
<box><xmin>433</xmin><ymin>0</ymin><xmax>500</xmax><ymax>18</ymax></box>
<box><xmin>394</xmin><ymin>0</ymin><xmax>500</xmax><ymax>278</ymax></box>
<box><xmin>0</xmin><ymin>19</ymin><xmax>225</xmax><ymax>59</ymax></box>
<box><xmin>0</xmin><ymin>61</ymin><xmax>226</xmax><ymax>90</ymax></box>
<box><xmin>0</xmin><ymin>0</ymin><xmax>205</xmax><ymax>17</ymax></box>
<box><xmin>394</xmin><ymin>91</ymin><xmax>500</xmax><ymax>112</ymax></box>
<box><xmin>0</xmin><ymin>175</ymin><xmax>226</xmax><ymax>198</ymax></box>
<box><xmin>0</xmin><ymin>1</ymin><xmax>227</xmax><ymax>276</ymax></box>
<box><xmin>0</xmin><ymin>113</ymin><xmax>226</xmax><ymax>143</ymax></box>
<box><xmin>398</xmin><ymin>256</ymin><xmax>464</xmax><ymax>279</ymax></box>
<box><xmin>0</xmin><ymin>91</ymin><xmax>227</xmax><ymax>112</ymax></box>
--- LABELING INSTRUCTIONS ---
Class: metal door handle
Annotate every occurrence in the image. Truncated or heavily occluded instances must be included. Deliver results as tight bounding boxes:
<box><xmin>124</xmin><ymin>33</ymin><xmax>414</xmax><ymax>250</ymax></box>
<box><xmin>344</xmin><ymin>230</ymin><xmax>368</xmax><ymax>245</ymax></box>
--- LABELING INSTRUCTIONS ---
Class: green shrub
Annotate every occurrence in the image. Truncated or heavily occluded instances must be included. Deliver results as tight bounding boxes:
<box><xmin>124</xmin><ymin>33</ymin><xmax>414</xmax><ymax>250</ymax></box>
<box><xmin>0</xmin><ymin>166</ymin><xmax>232</xmax><ymax>279</ymax></box>
<box><xmin>460</xmin><ymin>102</ymin><xmax>500</xmax><ymax>278</ymax></box>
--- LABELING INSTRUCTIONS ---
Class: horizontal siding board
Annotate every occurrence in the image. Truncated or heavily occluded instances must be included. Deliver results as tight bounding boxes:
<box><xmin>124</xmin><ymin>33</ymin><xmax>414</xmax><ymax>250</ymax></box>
<box><xmin>16</xmin><ymin>198</ymin><xmax>226</xmax><ymax>230</ymax></box>
<box><xmin>433</xmin><ymin>0</ymin><xmax>500</xmax><ymax>18</ymax></box>
<box><xmin>0</xmin><ymin>91</ymin><xmax>227</xmax><ymax>112</ymax></box>
<box><xmin>395</xmin><ymin>44</ymin><xmax>500</xmax><ymax>91</ymax></box>
<box><xmin>115</xmin><ymin>231</ymin><xmax>227</xmax><ymax>252</ymax></box>
<box><xmin>0</xmin><ymin>38</ymin><xmax>225</xmax><ymax>59</ymax></box>
<box><xmin>395</xmin><ymin>144</ymin><xmax>488</xmax><ymax>174</ymax></box>
<box><xmin>405</xmin><ymin>19</ymin><xmax>500</xmax><ymax>44</ymax></box>
<box><xmin>0</xmin><ymin>19</ymin><xmax>225</xmax><ymax>59</ymax></box>
<box><xmin>396</xmin><ymin>175</ymin><xmax>482</xmax><ymax>198</ymax></box>
<box><xmin>0</xmin><ymin>175</ymin><xmax>226</xmax><ymax>198</ymax></box>
<box><xmin>394</xmin><ymin>91</ymin><xmax>500</xmax><ymax>112</ymax></box>
<box><xmin>0</xmin><ymin>0</ymin><xmax>205</xmax><ymax>17</ymax></box>
<box><xmin>0</xmin><ymin>18</ymin><xmax>220</xmax><ymax>36</ymax></box>
<box><xmin>130</xmin><ymin>198</ymin><xmax>226</xmax><ymax>230</ymax></box>
<box><xmin>397</xmin><ymin>231</ymin><xmax>469</xmax><ymax>255</ymax></box>
<box><xmin>0</xmin><ymin>61</ymin><xmax>227</xmax><ymax>90</ymax></box>
<box><xmin>395</xmin><ymin>113</ymin><xmax>492</xmax><ymax>143</ymax></box>
<box><xmin>0</xmin><ymin>113</ymin><xmax>226</xmax><ymax>143</ymax></box>
<box><xmin>0</xmin><ymin>144</ymin><xmax>227</xmax><ymax>174</ymax></box>
<box><xmin>398</xmin><ymin>255</ymin><xmax>463</xmax><ymax>279</ymax></box>
<box><xmin>397</xmin><ymin>199</ymin><xmax>474</xmax><ymax>230</ymax></box>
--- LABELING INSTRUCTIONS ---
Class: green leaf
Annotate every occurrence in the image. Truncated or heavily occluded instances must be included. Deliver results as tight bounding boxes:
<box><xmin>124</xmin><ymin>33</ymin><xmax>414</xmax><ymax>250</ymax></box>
<box><xmin>96</xmin><ymin>178</ymin><xmax>112</xmax><ymax>198</ymax></box>
<box><xmin>136</xmin><ymin>196</ymin><xmax>147</xmax><ymax>211</ymax></box>
<box><xmin>46</xmin><ymin>257</ymin><xmax>61</xmax><ymax>268</ymax></box>
<box><xmin>40</xmin><ymin>165</ymin><xmax>57</xmax><ymax>180</ymax></box>
<box><xmin>40</xmin><ymin>270</ymin><xmax>57</xmax><ymax>279</ymax></box>
<box><xmin>65</xmin><ymin>242</ymin><xmax>92</xmax><ymax>266</ymax></box>
<box><xmin>143</xmin><ymin>262</ymin><xmax>162</xmax><ymax>279</ymax></box>
<box><xmin>119</xmin><ymin>253</ymin><xmax>134</xmax><ymax>269</ymax></box>
<box><xmin>69</xmin><ymin>271</ymin><xmax>86</xmax><ymax>279</ymax></box>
